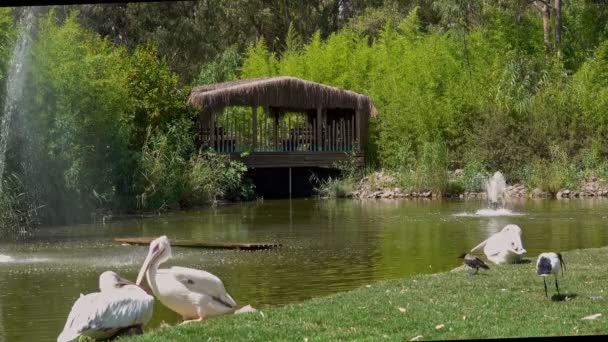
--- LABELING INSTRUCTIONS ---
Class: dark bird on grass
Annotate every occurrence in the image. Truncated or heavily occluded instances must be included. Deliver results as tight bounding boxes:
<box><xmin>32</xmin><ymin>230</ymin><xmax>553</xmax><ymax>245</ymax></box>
<box><xmin>458</xmin><ymin>253</ymin><xmax>490</xmax><ymax>275</ymax></box>
<box><xmin>536</xmin><ymin>252</ymin><xmax>566</xmax><ymax>298</ymax></box>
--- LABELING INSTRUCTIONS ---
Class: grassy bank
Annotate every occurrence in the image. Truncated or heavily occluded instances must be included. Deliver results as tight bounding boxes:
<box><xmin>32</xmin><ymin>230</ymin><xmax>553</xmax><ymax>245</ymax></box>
<box><xmin>127</xmin><ymin>247</ymin><xmax>608</xmax><ymax>341</ymax></box>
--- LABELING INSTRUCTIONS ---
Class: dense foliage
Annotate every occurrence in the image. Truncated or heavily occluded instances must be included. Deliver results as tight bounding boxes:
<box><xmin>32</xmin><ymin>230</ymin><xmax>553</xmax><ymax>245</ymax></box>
<box><xmin>2</xmin><ymin>1</ymin><xmax>608</xmax><ymax>226</ymax></box>
<box><xmin>239</xmin><ymin>1</ymin><xmax>608</xmax><ymax>193</ymax></box>
<box><xmin>0</xmin><ymin>9</ymin><xmax>251</xmax><ymax>228</ymax></box>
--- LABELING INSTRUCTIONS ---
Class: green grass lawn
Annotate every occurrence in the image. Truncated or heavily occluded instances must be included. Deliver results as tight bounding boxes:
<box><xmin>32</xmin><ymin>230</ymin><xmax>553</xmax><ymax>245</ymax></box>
<box><xmin>126</xmin><ymin>247</ymin><xmax>608</xmax><ymax>341</ymax></box>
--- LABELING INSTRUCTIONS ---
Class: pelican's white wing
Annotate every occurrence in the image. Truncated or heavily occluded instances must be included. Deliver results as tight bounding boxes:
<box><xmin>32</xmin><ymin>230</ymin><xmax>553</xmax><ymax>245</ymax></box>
<box><xmin>170</xmin><ymin>266</ymin><xmax>237</xmax><ymax>308</ymax></box>
<box><xmin>57</xmin><ymin>289</ymin><xmax>154</xmax><ymax>342</ymax></box>
<box><xmin>470</xmin><ymin>238</ymin><xmax>488</xmax><ymax>254</ymax></box>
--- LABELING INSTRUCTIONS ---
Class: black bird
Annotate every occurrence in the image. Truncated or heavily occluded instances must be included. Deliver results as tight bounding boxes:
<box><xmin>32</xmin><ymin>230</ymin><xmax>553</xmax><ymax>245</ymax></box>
<box><xmin>536</xmin><ymin>252</ymin><xmax>566</xmax><ymax>297</ymax></box>
<box><xmin>459</xmin><ymin>253</ymin><xmax>490</xmax><ymax>275</ymax></box>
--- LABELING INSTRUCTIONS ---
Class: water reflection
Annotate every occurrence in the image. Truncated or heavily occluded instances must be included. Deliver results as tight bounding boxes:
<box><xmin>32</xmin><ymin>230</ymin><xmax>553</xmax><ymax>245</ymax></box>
<box><xmin>1</xmin><ymin>198</ymin><xmax>608</xmax><ymax>341</ymax></box>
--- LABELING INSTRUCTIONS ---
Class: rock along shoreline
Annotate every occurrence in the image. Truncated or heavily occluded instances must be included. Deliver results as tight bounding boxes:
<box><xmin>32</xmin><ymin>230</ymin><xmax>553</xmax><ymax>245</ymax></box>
<box><xmin>343</xmin><ymin>171</ymin><xmax>608</xmax><ymax>200</ymax></box>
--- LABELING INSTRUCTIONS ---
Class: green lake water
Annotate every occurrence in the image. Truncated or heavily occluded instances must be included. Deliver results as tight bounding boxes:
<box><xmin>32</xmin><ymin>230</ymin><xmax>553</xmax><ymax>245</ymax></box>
<box><xmin>1</xmin><ymin>198</ymin><xmax>608</xmax><ymax>341</ymax></box>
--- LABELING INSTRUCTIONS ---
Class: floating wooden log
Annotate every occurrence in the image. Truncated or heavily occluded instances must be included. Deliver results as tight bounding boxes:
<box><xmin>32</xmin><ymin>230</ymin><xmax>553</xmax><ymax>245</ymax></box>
<box><xmin>113</xmin><ymin>237</ymin><xmax>281</xmax><ymax>250</ymax></box>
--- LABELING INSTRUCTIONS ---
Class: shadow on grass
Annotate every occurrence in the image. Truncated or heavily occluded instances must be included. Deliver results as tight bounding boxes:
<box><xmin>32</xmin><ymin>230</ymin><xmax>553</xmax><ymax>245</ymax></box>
<box><xmin>551</xmin><ymin>293</ymin><xmax>578</xmax><ymax>302</ymax></box>
<box><xmin>514</xmin><ymin>258</ymin><xmax>532</xmax><ymax>264</ymax></box>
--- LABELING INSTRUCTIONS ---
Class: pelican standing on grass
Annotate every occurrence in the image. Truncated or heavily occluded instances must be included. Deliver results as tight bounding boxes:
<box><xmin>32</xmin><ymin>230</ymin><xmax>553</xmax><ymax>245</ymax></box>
<box><xmin>57</xmin><ymin>271</ymin><xmax>154</xmax><ymax>342</ymax></box>
<box><xmin>136</xmin><ymin>236</ymin><xmax>237</xmax><ymax>324</ymax></box>
<box><xmin>536</xmin><ymin>252</ymin><xmax>566</xmax><ymax>297</ymax></box>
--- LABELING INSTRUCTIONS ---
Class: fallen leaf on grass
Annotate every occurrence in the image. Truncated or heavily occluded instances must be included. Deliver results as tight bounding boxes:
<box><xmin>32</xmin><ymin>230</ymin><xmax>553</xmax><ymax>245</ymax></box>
<box><xmin>365</xmin><ymin>285</ymin><xmax>371</xmax><ymax>288</ymax></box>
<box><xmin>398</xmin><ymin>307</ymin><xmax>406</xmax><ymax>313</ymax></box>
<box><xmin>259</xmin><ymin>311</ymin><xmax>265</xmax><ymax>318</ymax></box>
<box><xmin>462</xmin><ymin>316</ymin><xmax>466</xmax><ymax>320</ymax></box>
<box><xmin>304</xmin><ymin>338</ymin><xmax>308</xmax><ymax>342</ymax></box>
<box><xmin>435</xmin><ymin>324</ymin><xmax>445</xmax><ymax>330</ymax></box>
<box><xmin>582</xmin><ymin>313</ymin><xmax>602</xmax><ymax>321</ymax></box>
<box><xmin>410</xmin><ymin>335</ymin><xmax>423</xmax><ymax>341</ymax></box>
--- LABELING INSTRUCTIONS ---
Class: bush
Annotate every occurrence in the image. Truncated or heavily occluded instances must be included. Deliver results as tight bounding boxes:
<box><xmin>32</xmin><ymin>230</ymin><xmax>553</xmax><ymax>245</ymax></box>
<box><xmin>0</xmin><ymin>174</ymin><xmax>41</xmax><ymax>232</ymax></box>
<box><xmin>523</xmin><ymin>145</ymin><xmax>578</xmax><ymax>193</ymax></box>
<box><xmin>460</xmin><ymin>159</ymin><xmax>488</xmax><ymax>192</ymax></box>
<box><xmin>139</xmin><ymin>121</ymin><xmax>253</xmax><ymax>211</ymax></box>
<box><xmin>312</xmin><ymin>151</ymin><xmax>363</xmax><ymax>198</ymax></box>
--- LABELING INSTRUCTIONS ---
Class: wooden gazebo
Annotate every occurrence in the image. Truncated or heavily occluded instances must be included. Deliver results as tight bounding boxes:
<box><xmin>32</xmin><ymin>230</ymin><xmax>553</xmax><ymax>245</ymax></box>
<box><xmin>188</xmin><ymin>76</ymin><xmax>377</xmax><ymax>168</ymax></box>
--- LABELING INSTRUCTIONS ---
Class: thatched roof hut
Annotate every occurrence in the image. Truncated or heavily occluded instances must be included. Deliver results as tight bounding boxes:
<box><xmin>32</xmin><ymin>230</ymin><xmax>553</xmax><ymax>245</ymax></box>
<box><xmin>188</xmin><ymin>76</ymin><xmax>378</xmax><ymax>117</ymax></box>
<box><xmin>188</xmin><ymin>76</ymin><xmax>376</xmax><ymax>168</ymax></box>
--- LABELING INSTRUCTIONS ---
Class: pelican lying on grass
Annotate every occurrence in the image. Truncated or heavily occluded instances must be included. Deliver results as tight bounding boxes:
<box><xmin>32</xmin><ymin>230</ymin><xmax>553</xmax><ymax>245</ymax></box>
<box><xmin>57</xmin><ymin>271</ymin><xmax>154</xmax><ymax>342</ymax></box>
<box><xmin>471</xmin><ymin>224</ymin><xmax>527</xmax><ymax>264</ymax></box>
<box><xmin>536</xmin><ymin>252</ymin><xmax>566</xmax><ymax>298</ymax></box>
<box><xmin>136</xmin><ymin>236</ymin><xmax>237</xmax><ymax>324</ymax></box>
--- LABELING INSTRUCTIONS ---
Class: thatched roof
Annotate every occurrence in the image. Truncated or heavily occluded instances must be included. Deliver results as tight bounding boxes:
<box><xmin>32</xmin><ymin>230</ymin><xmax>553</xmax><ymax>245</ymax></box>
<box><xmin>188</xmin><ymin>76</ymin><xmax>378</xmax><ymax>117</ymax></box>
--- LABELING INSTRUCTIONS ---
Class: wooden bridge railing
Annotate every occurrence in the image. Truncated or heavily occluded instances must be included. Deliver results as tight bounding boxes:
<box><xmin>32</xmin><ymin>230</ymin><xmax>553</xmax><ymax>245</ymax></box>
<box><xmin>201</xmin><ymin>115</ymin><xmax>357</xmax><ymax>153</ymax></box>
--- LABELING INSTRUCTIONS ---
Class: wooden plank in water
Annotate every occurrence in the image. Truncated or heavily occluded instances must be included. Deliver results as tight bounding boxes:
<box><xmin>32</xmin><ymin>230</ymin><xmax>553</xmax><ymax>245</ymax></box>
<box><xmin>114</xmin><ymin>237</ymin><xmax>281</xmax><ymax>250</ymax></box>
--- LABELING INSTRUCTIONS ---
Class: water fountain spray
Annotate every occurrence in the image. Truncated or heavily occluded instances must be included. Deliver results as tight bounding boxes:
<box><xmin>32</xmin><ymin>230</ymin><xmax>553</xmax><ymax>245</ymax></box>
<box><xmin>0</xmin><ymin>8</ymin><xmax>36</xmax><ymax>191</ymax></box>
<box><xmin>483</xmin><ymin>171</ymin><xmax>507</xmax><ymax>209</ymax></box>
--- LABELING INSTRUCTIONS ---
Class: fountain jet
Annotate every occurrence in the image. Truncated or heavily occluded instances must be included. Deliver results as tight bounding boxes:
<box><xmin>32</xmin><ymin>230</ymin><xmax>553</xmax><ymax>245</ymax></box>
<box><xmin>483</xmin><ymin>171</ymin><xmax>507</xmax><ymax>209</ymax></box>
<box><xmin>0</xmin><ymin>8</ymin><xmax>36</xmax><ymax>191</ymax></box>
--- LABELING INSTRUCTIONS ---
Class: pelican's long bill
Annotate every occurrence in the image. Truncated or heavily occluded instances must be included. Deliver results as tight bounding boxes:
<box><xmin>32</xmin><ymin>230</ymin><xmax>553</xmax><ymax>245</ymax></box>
<box><xmin>136</xmin><ymin>246</ymin><xmax>160</xmax><ymax>286</ymax></box>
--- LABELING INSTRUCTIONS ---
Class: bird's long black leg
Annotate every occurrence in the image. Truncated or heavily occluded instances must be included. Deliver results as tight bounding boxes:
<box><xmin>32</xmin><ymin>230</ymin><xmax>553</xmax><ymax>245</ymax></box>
<box><xmin>543</xmin><ymin>278</ymin><xmax>548</xmax><ymax>298</ymax></box>
<box><xmin>555</xmin><ymin>277</ymin><xmax>560</xmax><ymax>296</ymax></box>
<box><xmin>474</xmin><ymin>267</ymin><xmax>479</xmax><ymax>275</ymax></box>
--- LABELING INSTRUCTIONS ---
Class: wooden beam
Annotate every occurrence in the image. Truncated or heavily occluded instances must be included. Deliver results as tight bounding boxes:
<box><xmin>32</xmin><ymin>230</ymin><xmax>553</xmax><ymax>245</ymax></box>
<box><xmin>210</xmin><ymin>111</ymin><xmax>216</xmax><ymax>151</ymax></box>
<box><xmin>356</xmin><ymin>108</ymin><xmax>361</xmax><ymax>150</ymax></box>
<box><xmin>273</xmin><ymin>108</ymin><xmax>279</xmax><ymax>151</ymax></box>
<box><xmin>226</xmin><ymin>151</ymin><xmax>364</xmax><ymax>168</ymax></box>
<box><xmin>252</xmin><ymin>106</ymin><xmax>258</xmax><ymax>150</ymax></box>
<box><xmin>114</xmin><ymin>237</ymin><xmax>281</xmax><ymax>250</ymax></box>
<box><xmin>316</xmin><ymin>107</ymin><xmax>322</xmax><ymax>151</ymax></box>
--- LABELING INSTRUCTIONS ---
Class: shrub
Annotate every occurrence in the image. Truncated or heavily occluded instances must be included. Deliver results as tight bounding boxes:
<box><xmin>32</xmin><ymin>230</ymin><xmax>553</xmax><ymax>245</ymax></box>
<box><xmin>523</xmin><ymin>145</ymin><xmax>578</xmax><ymax>193</ymax></box>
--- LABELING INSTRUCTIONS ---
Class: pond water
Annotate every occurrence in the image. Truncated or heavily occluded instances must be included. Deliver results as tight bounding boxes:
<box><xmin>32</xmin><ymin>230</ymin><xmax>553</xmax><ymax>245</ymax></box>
<box><xmin>1</xmin><ymin>198</ymin><xmax>608</xmax><ymax>341</ymax></box>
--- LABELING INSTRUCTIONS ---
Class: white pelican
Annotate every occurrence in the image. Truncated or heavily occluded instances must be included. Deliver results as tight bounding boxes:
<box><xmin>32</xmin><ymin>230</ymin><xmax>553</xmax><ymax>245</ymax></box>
<box><xmin>57</xmin><ymin>271</ymin><xmax>154</xmax><ymax>342</ymax></box>
<box><xmin>136</xmin><ymin>236</ymin><xmax>237</xmax><ymax>323</ymax></box>
<box><xmin>536</xmin><ymin>252</ymin><xmax>566</xmax><ymax>297</ymax></box>
<box><xmin>470</xmin><ymin>224</ymin><xmax>527</xmax><ymax>264</ymax></box>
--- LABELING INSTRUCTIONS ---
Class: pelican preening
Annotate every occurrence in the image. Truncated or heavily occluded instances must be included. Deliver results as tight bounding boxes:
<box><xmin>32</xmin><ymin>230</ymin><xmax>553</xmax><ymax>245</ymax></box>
<box><xmin>57</xmin><ymin>271</ymin><xmax>154</xmax><ymax>342</ymax></box>
<box><xmin>536</xmin><ymin>252</ymin><xmax>566</xmax><ymax>298</ymax></box>
<box><xmin>470</xmin><ymin>224</ymin><xmax>527</xmax><ymax>265</ymax></box>
<box><xmin>136</xmin><ymin>236</ymin><xmax>237</xmax><ymax>323</ymax></box>
<box><xmin>459</xmin><ymin>253</ymin><xmax>490</xmax><ymax>275</ymax></box>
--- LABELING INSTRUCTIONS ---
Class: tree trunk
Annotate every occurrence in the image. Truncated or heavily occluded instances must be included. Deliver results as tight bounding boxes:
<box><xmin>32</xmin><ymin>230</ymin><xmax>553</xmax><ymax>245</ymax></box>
<box><xmin>542</xmin><ymin>3</ymin><xmax>552</xmax><ymax>57</ymax></box>
<box><xmin>554</xmin><ymin>0</ymin><xmax>562</xmax><ymax>59</ymax></box>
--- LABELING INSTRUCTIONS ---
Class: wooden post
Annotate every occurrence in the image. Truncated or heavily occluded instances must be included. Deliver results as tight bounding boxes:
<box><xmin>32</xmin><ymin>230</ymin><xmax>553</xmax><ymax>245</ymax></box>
<box><xmin>252</xmin><ymin>106</ymin><xmax>258</xmax><ymax>150</ymax></box>
<box><xmin>210</xmin><ymin>111</ymin><xmax>216</xmax><ymax>151</ymax></box>
<box><xmin>352</xmin><ymin>118</ymin><xmax>356</xmax><ymax>150</ymax></box>
<box><xmin>356</xmin><ymin>109</ymin><xmax>361</xmax><ymax>151</ymax></box>
<box><xmin>312</xmin><ymin>118</ymin><xmax>316</xmax><ymax>152</ymax></box>
<box><xmin>273</xmin><ymin>110</ymin><xmax>279</xmax><ymax>151</ymax></box>
<box><xmin>316</xmin><ymin>107</ymin><xmax>322</xmax><ymax>151</ymax></box>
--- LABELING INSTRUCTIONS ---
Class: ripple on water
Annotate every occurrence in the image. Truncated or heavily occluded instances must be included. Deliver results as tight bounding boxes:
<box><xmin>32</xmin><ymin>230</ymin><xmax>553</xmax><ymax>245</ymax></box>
<box><xmin>0</xmin><ymin>254</ymin><xmax>51</xmax><ymax>264</ymax></box>
<box><xmin>453</xmin><ymin>208</ymin><xmax>525</xmax><ymax>217</ymax></box>
<box><xmin>0</xmin><ymin>254</ymin><xmax>13</xmax><ymax>263</ymax></box>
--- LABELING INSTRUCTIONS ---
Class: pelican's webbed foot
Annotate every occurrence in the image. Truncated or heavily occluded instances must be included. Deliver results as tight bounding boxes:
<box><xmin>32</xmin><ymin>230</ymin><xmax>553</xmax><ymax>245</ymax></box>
<box><xmin>180</xmin><ymin>317</ymin><xmax>204</xmax><ymax>325</ymax></box>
